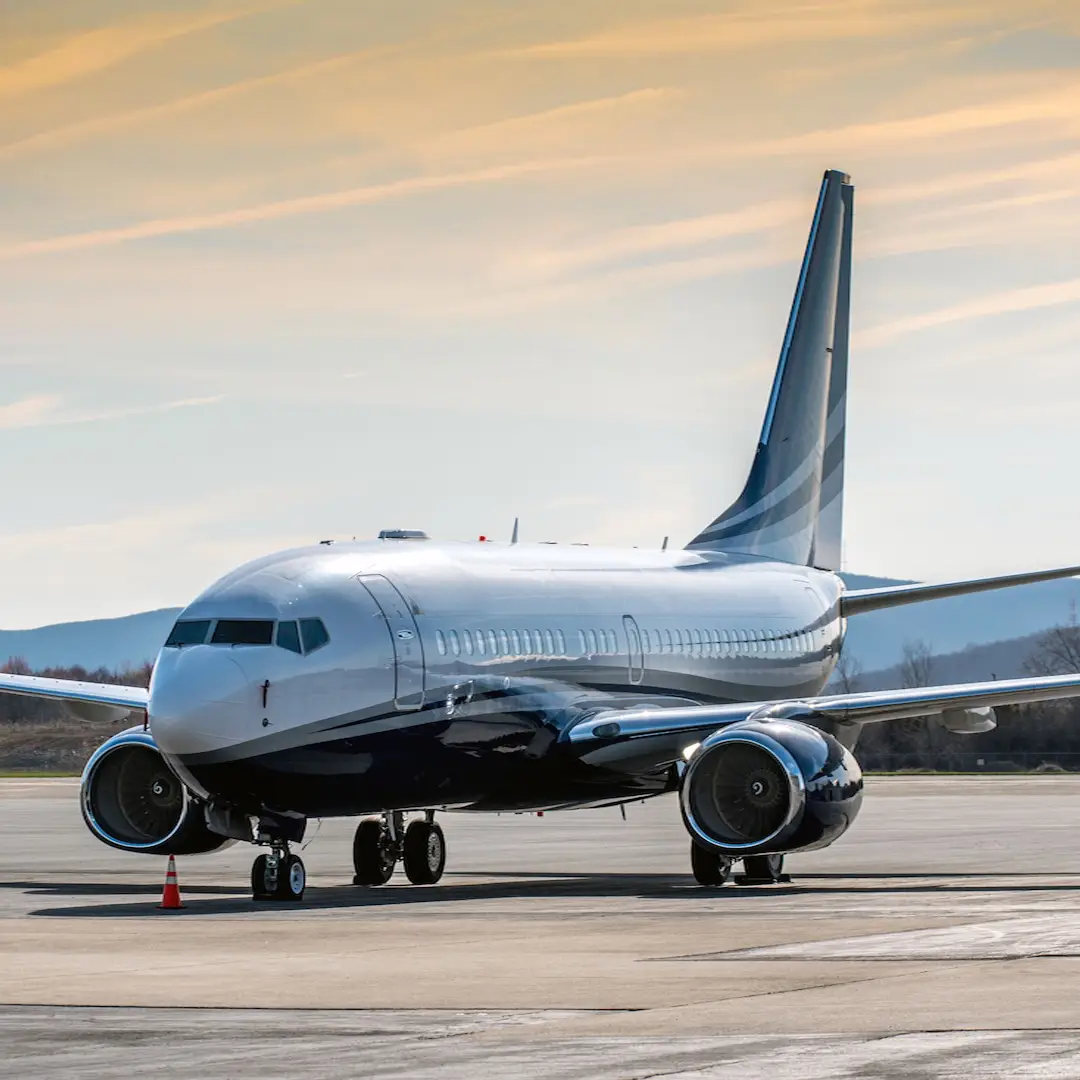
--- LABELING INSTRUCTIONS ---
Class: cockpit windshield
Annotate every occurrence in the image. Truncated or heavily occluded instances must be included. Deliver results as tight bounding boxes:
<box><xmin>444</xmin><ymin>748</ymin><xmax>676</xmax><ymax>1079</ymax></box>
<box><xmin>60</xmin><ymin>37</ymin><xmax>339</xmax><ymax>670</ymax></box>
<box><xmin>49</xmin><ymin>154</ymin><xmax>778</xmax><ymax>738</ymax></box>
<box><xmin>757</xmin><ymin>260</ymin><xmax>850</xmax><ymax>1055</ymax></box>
<box><xmin>211</xmin><ymin>620</ymin><xmax>274</xmax><ymax>646</ymax></box>
<box><xmin>164</xmin><ymin>620</ymin><xmax>212</xmax><ymax>647</ymax></box>
<box><xmin>164</xmin><ymin>616</ymin><xmax>329</xmax><ymax>653</ymax></box>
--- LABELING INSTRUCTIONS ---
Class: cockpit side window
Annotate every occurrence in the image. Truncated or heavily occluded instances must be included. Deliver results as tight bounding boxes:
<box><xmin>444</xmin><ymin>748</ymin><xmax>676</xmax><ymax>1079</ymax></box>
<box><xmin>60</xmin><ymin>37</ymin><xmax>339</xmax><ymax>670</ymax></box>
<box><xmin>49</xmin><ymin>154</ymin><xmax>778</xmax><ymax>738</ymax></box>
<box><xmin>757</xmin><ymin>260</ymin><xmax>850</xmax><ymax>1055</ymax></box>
<box><xmin>212</xmin><ymin>619</ymin><xmax>274</xmax><ymax>646</ymax></box>
<box><xmin>299</xmin><ymin>618</ymin><xmax>330</xmax><ymax>654</ymax></box>
<box><xmin>276</xmin><ymin>620</ymin><xmax>302</xmax><ymax>654</ymax></box>
<box><xmin>164</xmin><ymin>619</ymin><xmax>211</xmax><ymax>647</ymax></box>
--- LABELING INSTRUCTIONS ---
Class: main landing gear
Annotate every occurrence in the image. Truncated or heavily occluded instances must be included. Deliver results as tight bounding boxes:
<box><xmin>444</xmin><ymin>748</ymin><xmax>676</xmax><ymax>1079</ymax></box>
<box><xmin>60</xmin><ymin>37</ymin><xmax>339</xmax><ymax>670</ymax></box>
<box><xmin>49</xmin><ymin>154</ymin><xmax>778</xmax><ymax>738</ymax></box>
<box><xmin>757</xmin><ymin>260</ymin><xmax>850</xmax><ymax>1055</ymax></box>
<box><xmin>251</xmin><ymin>842</ymin><xmax>306</xmax><ymax>902</ymax></box>
<box><xmin>690</xmin><ymin>843</ymin><xmax>787</xmax><ymax>887</ymax></box>
<box><xmin>353</xmin><ymin>811</ymin><xmax>446</xmax><ymax>886</ymax></box>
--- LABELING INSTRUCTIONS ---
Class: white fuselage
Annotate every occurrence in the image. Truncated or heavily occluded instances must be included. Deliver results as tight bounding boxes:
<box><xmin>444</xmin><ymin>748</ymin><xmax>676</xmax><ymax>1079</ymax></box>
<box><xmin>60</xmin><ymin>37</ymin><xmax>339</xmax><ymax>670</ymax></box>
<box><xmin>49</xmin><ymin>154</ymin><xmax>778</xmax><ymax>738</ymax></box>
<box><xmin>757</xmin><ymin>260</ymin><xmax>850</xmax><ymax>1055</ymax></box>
<box><xmin>148</xmin><ymin>538</ymin><xmax>845</xmax><ymax>816</ymax></box>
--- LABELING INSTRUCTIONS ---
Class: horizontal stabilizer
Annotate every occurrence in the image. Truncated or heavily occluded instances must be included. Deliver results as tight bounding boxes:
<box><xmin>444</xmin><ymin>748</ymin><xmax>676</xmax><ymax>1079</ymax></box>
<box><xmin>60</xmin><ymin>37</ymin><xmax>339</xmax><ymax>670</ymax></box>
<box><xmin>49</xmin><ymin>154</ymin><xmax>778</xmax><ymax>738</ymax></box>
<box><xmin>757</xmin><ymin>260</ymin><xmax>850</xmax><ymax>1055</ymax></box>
<box><xmin>840</xmin><ymin>564</ymin><xmax>1080</xmax><ymax>617</ymax></box>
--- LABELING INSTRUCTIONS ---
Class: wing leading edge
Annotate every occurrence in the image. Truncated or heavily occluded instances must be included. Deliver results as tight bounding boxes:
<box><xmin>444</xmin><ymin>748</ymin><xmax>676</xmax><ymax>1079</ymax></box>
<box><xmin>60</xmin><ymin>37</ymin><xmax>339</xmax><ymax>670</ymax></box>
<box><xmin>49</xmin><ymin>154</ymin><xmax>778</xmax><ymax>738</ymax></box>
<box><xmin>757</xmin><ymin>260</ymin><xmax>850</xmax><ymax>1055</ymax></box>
<box><xmin>566</xmin><ymin>672</ymin><xmax>1080</xmax><ymax>749</ymax></box>
<box><xmin>841</xmin><ymin>564</ymin><xmax>1080</xmax><ymax>616</ymax></box>
<box><xmin>0</xmin><ymin>673</ymin><xmax>147</xmax><ymax>724</ymax></box>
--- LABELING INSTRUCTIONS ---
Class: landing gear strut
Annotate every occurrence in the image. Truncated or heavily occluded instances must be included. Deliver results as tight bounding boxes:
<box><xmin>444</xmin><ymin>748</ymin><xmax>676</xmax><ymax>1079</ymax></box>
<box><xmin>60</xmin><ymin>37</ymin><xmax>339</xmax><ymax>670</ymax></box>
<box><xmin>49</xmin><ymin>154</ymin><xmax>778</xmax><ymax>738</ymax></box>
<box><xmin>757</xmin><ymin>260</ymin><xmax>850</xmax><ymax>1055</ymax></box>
<box><xmin>251</xmin><ymin>842</ymin><xmax>306</xmax><ymax>902</ymax></box>
<box><xmin>353</xmin><ymin>811</ymin><xmax>446</xmax><ymax>886</ymax></box>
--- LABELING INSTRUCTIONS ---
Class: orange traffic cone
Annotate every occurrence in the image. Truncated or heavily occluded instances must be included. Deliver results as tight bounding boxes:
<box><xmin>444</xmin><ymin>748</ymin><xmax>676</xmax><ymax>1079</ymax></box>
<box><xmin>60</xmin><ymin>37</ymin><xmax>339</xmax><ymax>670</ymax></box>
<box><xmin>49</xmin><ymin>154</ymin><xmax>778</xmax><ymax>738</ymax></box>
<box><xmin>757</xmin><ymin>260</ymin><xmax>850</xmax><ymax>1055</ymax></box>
<box><xmin>158</xmin><ymin>854</ymin><xmax>185</xmax><ymax>910</ymax></box>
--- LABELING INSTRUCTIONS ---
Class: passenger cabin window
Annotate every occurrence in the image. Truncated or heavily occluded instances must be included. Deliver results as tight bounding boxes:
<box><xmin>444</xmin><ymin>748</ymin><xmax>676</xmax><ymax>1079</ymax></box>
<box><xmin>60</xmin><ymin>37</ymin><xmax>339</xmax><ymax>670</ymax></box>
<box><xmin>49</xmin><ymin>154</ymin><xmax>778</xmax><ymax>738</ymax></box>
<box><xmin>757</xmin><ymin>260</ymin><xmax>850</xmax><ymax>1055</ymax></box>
<box><xmin>488</xmin><ymin>630</ymin><xmax>498</xmax><ymax>656</ymax></box>
<box><xmin>276</xmin><ymin>621</ymin><xmax>302</xmax><ymax>654</ymax></box>
<box><xmin>556</xmin><ymin>629</ymin><xmax>566</xmax><ymax>654</ymax></box>
<box><xmin>165</xmin><ymin>619</ymin><xmax>212</xmax><ymax>647</ymax></box>
<box><xmin>299</xmin><ymin>618</ymin><xmax>330</xmax><ymax>654</ymax></box>
<box><xmin>499</xmin><ymin>630</ymin><xmax>510</xmax><ymax>655</ymax></box>
<box><xmin>475</xmin><ymin>630</ymin><xmax>485</xmax><ymax>655</ymax></box>
<box><xmin>212</xmin><ymin>619</ymin><xmax>274</xmax><ymax>646</ymax></box>
<box><xmin>587</xmin><ymin>629</ymin><xmax>598</xmax><ymax>655</ymax></box>
<box><xmin>436</xmin><ymin>630</ymin><xmax>447</xmax><ymax>656</ymax></box>
<box><xmin>462</xmin><ymin>631</ymin><xmax>474</xmax><ymax>655</ymax></box>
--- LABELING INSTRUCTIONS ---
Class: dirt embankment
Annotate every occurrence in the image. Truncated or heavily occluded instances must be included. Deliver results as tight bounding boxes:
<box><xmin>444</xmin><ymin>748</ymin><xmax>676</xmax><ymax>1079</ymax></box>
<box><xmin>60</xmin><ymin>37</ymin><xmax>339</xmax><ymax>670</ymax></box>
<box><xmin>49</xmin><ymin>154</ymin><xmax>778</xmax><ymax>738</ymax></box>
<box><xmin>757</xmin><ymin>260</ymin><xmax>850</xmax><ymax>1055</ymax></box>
<box><xmin>0</xmin><ymin>720</ymin><xmax>130</xmax><ymax>772</ymax></box>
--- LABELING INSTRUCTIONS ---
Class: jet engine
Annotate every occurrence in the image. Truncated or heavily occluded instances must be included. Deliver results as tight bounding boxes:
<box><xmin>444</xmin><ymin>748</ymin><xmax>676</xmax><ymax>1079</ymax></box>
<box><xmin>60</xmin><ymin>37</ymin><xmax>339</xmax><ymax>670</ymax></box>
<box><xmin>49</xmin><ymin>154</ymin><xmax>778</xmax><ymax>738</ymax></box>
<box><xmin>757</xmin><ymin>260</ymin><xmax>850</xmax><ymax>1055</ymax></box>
<box><xmin>680</xmin><ymin>718</ymin><xmax>863</xmax><ymax>857</ymax></box>
<box><xmin>80</xmin><ymin>727</ymin><xmax>232</xmax><ymax>855</ymax></box>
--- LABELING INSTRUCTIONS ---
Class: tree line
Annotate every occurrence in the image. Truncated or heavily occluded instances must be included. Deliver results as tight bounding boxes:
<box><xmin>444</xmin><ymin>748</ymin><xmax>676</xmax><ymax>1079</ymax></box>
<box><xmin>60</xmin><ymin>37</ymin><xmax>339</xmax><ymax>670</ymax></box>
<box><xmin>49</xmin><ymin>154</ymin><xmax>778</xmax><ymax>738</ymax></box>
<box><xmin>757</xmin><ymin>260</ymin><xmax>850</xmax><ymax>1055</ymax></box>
<box><xmin>4</xmin><ymin>617</ymin><xmax>1080</xmax><ymax>771</ymax></box>
<box><xmin>0</xmin><ymin>658</ymin><xmax>151</xmax><ymax>725</ymax></box>
<box><xmin>841</xmin><ymin>614</ymin><xmax>1080</xmax><ymax>771</ymax></box>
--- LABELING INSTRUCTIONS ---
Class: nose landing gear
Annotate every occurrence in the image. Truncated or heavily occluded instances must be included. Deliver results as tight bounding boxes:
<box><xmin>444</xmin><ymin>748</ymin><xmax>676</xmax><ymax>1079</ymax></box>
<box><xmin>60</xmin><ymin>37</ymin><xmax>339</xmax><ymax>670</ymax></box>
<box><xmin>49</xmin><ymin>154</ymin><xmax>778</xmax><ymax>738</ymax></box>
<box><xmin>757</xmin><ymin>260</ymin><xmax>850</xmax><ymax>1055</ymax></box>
<box><xmin>252</xmin><ymin>843</ymin><xmax>306</xmax><ymax>902</ymax></box>
<box><xmin>352</xmin><ymin>811</ymin><xmax>446</xmax><ymax>886</ymax></box>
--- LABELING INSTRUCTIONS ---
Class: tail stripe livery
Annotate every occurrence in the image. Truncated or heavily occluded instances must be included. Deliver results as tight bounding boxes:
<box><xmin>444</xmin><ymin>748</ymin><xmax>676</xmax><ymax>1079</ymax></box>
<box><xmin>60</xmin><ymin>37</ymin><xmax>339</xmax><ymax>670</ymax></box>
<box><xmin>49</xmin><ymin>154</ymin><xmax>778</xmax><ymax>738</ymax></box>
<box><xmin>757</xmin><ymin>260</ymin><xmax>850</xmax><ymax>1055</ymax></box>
<box><xmin>814</xmin><ymin>179</ymin><xmax>853</xmax><ymax>570</ymax></box>
<box><xmin>687</xmin><ymin>169</ymin><xmax>853</xmax><ymax>570</ymax></box>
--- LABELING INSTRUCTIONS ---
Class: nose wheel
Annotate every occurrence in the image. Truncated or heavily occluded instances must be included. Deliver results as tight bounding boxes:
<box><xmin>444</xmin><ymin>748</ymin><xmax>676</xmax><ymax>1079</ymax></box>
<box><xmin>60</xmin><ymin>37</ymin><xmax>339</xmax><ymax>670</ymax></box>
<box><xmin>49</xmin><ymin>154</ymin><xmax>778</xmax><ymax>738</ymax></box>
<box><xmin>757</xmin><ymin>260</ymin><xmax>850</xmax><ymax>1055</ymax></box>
<box><xmin>252</xmin><ymin>846</ymin><xmax>306</xmax><ymax>902</ymax></box>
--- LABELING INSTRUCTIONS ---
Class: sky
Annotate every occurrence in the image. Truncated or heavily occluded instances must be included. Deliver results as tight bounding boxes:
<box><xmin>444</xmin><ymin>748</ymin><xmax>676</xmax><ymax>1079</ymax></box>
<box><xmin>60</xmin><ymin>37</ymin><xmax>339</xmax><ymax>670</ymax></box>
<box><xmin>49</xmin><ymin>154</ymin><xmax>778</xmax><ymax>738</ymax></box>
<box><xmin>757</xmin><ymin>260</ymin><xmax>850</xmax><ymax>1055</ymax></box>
<box><xmin>1</xmin><ymin>0</ymin><xmax>1080</xmax><ymax>627</ymax></box>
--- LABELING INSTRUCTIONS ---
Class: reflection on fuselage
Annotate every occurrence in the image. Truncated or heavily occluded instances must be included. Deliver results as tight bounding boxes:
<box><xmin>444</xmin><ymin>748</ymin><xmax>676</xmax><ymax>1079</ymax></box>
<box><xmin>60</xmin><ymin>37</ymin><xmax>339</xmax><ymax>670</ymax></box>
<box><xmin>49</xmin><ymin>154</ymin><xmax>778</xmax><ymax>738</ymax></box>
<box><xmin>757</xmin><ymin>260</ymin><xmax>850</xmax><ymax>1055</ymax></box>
<box><xmin>148</xmin><ymin>539</ymin><xmax>844</xmax><ymax>817</ymax></box>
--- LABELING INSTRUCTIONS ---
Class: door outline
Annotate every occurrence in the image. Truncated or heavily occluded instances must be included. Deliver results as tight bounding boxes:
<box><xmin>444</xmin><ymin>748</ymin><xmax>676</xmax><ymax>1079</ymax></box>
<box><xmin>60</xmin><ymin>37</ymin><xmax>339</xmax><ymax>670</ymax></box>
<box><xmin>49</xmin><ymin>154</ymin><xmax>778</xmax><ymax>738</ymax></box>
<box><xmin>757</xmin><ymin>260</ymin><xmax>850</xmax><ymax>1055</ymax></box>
<box><xmin>357</xmin><ymin>575</ymin><xmax>426</xmax><ymax>710</ymax></box>
<box><xmin>623</xmin><ymin>614</ymin><xmax>644</xmax><ymax>686</ymax></box>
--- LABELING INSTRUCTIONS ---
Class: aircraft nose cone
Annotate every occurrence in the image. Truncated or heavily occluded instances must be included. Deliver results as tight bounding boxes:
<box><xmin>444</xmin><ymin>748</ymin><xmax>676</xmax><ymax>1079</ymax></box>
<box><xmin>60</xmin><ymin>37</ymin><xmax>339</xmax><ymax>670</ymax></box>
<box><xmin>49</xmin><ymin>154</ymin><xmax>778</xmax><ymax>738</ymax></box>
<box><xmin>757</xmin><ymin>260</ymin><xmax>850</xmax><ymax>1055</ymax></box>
<box><xmin>149</xmin><ymin>649</ymin><xmax>251</xmax><ymax>757</ymax></box>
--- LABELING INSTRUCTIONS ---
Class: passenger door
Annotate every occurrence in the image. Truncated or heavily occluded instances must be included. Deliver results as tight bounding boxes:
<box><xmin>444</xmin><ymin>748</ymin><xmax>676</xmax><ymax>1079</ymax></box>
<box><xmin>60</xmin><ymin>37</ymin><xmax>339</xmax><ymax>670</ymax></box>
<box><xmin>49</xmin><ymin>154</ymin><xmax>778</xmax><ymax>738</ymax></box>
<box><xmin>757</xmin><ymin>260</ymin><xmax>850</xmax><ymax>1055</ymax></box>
<box><xmin>623</xmin><ymin>615</ymin><xmax>644</xmax><ymax>686</ymax></box>
<box><xmin>357</xmin><ymin>575</ymin><xmax>426</xmax><ymax>710</ymax></box>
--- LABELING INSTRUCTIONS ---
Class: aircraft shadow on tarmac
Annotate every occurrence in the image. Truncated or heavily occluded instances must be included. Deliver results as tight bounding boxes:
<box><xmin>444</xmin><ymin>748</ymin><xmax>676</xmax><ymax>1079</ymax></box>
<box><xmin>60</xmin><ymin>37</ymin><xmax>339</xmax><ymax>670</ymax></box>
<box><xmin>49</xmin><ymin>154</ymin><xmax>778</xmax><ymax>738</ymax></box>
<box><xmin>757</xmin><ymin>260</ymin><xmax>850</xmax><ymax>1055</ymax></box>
<box><xmin>5</xmin><ymin>871</ymin><xmax>1080</xmax><ymax>918</ymax></box>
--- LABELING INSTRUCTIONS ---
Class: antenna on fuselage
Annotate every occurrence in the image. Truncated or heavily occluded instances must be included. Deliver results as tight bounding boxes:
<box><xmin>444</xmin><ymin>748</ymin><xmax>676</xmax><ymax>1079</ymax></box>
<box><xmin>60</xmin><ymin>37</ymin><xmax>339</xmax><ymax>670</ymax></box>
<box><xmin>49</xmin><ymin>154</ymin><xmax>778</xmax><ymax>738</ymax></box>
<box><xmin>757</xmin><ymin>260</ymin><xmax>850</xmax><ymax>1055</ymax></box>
<box><xmin>661</xmin><ymin>536</ymin><xmax>669</xmax><ymax>550</ymax></box>
<box><xmin>511</xmin><ymin>517</ymin><xmax>520</xmax><ymax>545</ymax></box>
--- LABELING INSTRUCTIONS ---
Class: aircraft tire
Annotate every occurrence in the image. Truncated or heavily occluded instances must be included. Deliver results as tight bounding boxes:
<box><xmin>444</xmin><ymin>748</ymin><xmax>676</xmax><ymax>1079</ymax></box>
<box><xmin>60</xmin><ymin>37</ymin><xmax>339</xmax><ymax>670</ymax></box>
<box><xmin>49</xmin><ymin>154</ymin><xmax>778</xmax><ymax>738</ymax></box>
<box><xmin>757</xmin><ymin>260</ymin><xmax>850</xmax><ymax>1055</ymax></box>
<box><xmin>690</xmin><ymin>843</ymin><xmax>732</xmax><ymax>886</ymax></box>
<box><xmin>353</xmin><ymin>819</ymin><xmax>395</xmax><ymax>886</ymax></box>
<box><xmin>251</xmin><ymin>852</ymin><xmax>306</xmax><ymax>901</ymax></box>
<box><xmin>278</xmin><ymin>854</ymin><xmax>306</xmax><ymax>901</ymax></box>
<box><xmin>251</xmin><ymin>854</ymin><xmax>274</xmax><ymax>901</ymax></box>
<box><xmin>403</xmin><ymin>821</ymin><xmax>446</xmax><ymax>885</ymax></box>
<box><xmin>739</xmin><ymin>854</ymin><xmax>786</xmax><ymax>885</ymax></box>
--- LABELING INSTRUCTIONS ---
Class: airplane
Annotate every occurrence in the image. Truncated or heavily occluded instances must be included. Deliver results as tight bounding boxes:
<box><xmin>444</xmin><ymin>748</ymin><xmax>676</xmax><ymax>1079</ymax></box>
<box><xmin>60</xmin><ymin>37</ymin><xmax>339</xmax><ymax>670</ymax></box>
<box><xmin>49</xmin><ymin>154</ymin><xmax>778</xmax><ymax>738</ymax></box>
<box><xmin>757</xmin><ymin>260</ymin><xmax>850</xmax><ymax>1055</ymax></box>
<box><xmin>5</xmin><ymin>168</ymin><xmax>1080</xmax><ymax>903</ymax></box>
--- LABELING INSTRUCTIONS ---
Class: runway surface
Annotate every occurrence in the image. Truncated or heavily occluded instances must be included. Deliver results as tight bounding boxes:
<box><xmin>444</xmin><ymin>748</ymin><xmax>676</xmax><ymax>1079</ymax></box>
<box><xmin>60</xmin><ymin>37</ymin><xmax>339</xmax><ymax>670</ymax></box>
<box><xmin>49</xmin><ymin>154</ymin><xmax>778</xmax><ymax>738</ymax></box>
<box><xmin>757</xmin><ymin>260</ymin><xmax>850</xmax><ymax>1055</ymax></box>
<box><xmin>4</xmin><ymin>776</ymin><xmax>1080</xmax><ymax>1077</ymax></box>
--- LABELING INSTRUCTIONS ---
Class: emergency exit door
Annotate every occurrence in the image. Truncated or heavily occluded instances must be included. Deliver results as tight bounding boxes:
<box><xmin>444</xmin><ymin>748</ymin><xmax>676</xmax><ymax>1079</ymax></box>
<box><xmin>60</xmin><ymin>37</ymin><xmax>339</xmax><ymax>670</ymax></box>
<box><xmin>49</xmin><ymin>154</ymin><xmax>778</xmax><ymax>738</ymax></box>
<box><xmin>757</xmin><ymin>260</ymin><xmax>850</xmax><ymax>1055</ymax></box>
<box><xmin>358</xmin><ymin>575</ymin><xmax>426</xmax><ymax>710</ymax></box>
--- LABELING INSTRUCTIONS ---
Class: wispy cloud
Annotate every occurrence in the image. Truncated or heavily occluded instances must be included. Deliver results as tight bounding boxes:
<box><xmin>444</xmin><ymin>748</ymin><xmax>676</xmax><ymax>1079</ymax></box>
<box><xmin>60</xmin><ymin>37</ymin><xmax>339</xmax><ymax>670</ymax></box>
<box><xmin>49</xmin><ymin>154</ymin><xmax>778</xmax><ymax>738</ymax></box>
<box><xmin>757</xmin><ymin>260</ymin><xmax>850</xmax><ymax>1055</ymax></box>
<box><xmin>513</xmin><ymin>197</ymin><xmax>805</xmax><ymax>280</ymax></box>
<box><xmin>858</xmin><ymin>278</ymin><xmax>1080</xmax><ymax>347</ymax></box>
<box><xmin>0</xmin><ymin>6</ymin><xmax>274</xmax><ymax>101</ymax></box>
<box><xmin>0</xmin><ymin>394</ymin><xmax>222</xmax><ymax>430</ymax></box>
<box><xmin>500</xmin><ymin>2</ymin><xmax>990</xmax><ymax>58</ymax></box>
<box><xmin>0</xmin><ymin>48</ymin><xmax>378</xmax><ymax>161</ymax></box>
<box><xmin>0</xmin><ymin>159</ymin><xmax>606</xmax><ymax>259</ymax></box>
<box><xmin>423</xmin><ymin>87</ymin><xmax>680</xmax><ymax>158</ymax></box>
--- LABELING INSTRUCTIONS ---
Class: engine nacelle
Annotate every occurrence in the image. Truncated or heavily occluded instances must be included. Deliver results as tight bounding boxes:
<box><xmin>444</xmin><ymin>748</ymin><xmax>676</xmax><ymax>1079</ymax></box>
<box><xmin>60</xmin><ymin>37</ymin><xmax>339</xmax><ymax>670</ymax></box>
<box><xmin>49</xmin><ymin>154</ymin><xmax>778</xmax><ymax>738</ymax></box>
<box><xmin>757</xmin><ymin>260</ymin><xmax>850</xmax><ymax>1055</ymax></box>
<box><xmin>81</xmin><ymin>727</ymin><xmax>233</xmax><ymax>855</ymax></box>
<box><xmin>680</xmin><ymin>718</ymin><xmax>864</xmax><ymax>857</ymax></box>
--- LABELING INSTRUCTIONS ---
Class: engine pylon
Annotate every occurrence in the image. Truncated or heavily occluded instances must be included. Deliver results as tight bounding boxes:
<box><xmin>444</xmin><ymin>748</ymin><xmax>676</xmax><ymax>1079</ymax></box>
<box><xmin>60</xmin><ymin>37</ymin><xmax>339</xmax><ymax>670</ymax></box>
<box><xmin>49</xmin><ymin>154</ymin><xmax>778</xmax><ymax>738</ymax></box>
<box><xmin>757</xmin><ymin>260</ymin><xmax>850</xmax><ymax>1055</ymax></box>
<box><xmin>158</xmin><ymin>854</ymin><xmax>185</xmax><ymax>910</ymax></box>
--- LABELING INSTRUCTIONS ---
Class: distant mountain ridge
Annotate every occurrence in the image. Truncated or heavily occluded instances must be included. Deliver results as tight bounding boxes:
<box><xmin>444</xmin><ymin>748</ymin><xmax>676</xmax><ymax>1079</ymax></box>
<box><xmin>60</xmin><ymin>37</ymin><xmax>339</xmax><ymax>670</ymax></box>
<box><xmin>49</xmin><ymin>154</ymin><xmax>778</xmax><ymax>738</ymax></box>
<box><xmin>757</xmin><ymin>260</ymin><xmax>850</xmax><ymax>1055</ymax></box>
<box><xmin>835</xmin><ymin>632</ymin><xmax>1045</xmax><ymax>693</ymax></box>
<box><xmin>1</xmin><ymin>569</ymin><xmax>1078</xmax><ymax>673</ymax></box>
<box><xmin>839</xmin><ymin>572</ymin><xmax>1080</xmax><ymax>670</ymax></box>
<box><xmin>0</xmin><ymin>609</ymin><xmax>181</xmax><ymax>671</ymax></box>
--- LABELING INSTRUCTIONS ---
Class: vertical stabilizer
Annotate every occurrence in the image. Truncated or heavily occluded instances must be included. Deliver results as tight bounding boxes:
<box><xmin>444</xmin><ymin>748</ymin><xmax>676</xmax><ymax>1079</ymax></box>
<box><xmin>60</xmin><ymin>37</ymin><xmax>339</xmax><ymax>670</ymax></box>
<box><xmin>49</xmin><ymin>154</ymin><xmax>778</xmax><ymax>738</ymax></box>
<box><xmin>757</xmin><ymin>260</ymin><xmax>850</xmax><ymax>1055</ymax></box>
<box><xmin>686</xmin><ymin>169</ymin><xmax>854</xmax><ymax>569</ymax></box>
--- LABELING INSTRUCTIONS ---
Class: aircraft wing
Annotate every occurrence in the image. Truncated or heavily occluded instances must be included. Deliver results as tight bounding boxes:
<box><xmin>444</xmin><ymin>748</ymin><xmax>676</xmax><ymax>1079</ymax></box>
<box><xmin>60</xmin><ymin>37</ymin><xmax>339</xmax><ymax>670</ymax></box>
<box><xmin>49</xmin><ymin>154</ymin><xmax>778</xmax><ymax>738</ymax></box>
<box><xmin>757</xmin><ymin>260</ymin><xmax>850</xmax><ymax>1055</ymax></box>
<box><xmin>840</xmin><ymin>564</ymin><xmax>1080</xmax><ymax>616</ymax></box>
<box><xmin>0</xmin><ymin>673</ymin><xmax>148</xmax><ymax>724</ymax></box>
<box><xmin>566</xmin><ymin>672</ymin><xmax>1080</xmax><ymax>754</ymax></box>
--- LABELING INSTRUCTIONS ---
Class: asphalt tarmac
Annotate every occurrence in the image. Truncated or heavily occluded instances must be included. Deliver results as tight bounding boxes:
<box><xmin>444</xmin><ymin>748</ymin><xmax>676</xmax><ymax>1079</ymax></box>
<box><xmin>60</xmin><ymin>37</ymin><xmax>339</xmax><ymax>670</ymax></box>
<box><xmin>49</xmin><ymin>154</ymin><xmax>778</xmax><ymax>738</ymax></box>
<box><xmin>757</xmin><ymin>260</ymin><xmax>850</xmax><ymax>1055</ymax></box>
<box><xmin>4</xmin><ymin>776</ymin><xmax>1080</xmax><ymax>1078</ymax></box>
